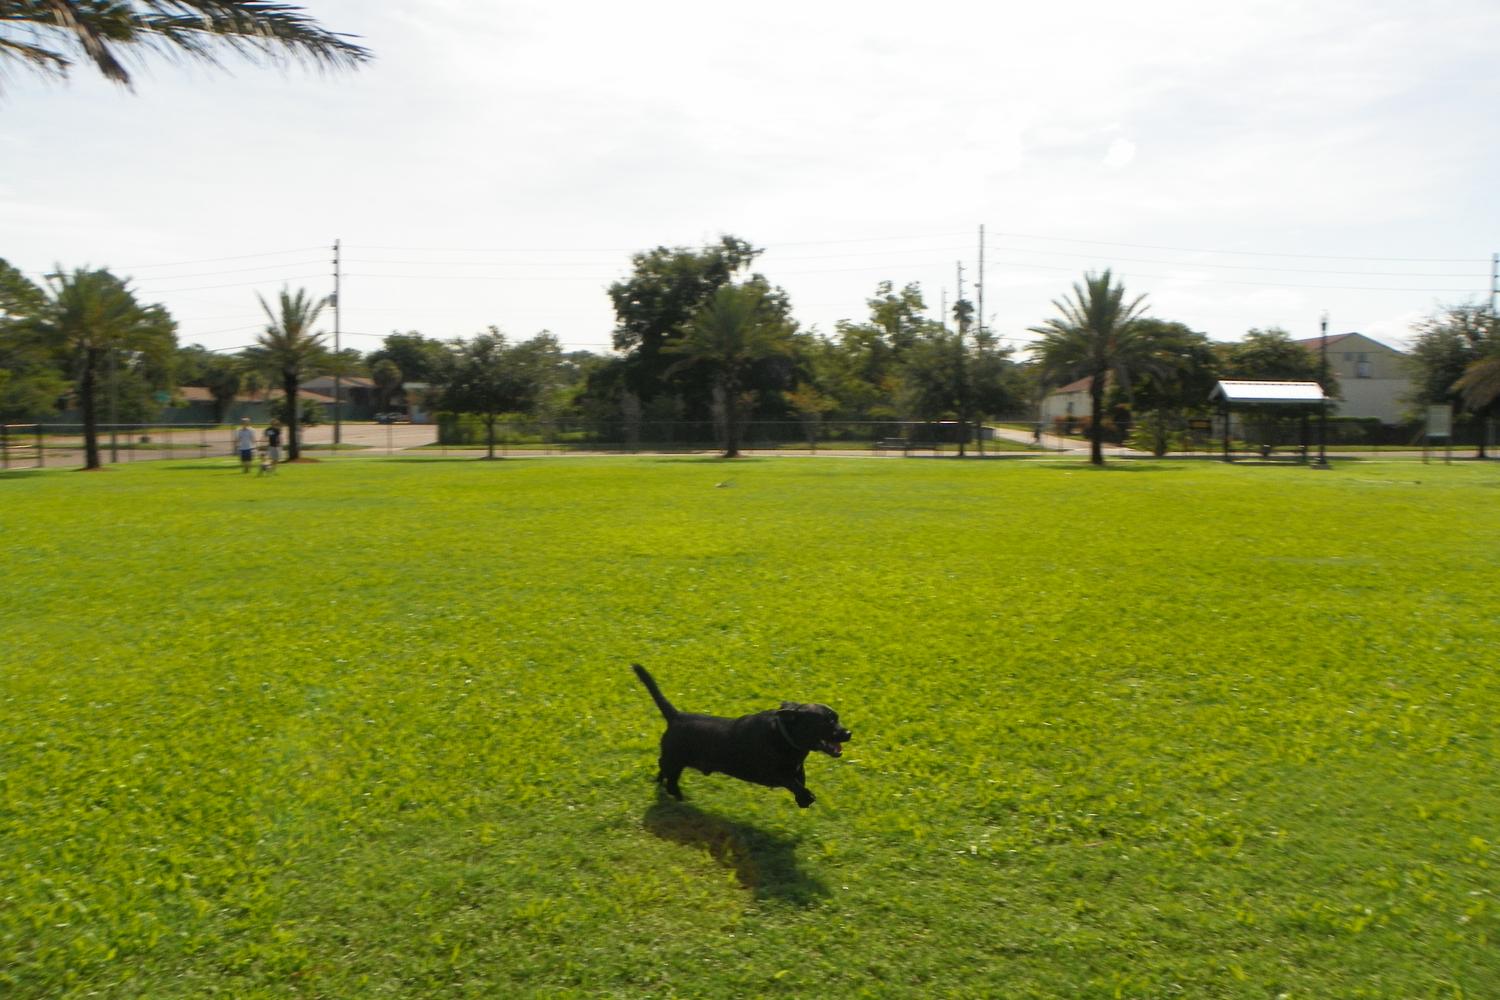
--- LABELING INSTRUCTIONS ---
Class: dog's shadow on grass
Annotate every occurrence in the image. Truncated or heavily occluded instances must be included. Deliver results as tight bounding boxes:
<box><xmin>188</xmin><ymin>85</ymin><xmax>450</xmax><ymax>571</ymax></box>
<box><xmin>644</xmin><ymin>796</ymin><xmax>827</xmax><ymax>906</ymax></box>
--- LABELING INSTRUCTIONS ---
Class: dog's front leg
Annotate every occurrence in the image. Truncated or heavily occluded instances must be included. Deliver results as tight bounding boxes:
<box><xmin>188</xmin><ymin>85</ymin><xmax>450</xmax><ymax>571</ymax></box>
<box><xmin>786</xmin><ymin>761</ymin><xmax>815</xmax><ymax>807</ymax></box>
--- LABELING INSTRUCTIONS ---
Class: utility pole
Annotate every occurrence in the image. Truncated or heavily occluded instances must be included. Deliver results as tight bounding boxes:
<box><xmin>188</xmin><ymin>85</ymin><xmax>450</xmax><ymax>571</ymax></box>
<box><xmin>1490</xmin><ymin>252</ymin><xmax>1497</xmax><ymax>317</ymax></box>
<box><xmin>956</xmin><ymin>260</ymin><xmax>968</xmax><ymax>457</ymax></box>
<box><xmin>332</xmin><ymin>239</ymin><xmax>342</xmax><ymax>446</ymax></box>
<box><xmin>1315</xmin><ymin>312</ymin><xmax>1329</xmax><ymax>468</ymax></box>
<box><xmin>108</xmin><ymin>346</ymin><xmax>119</xmax><ymax>463</ymax></box>
<box><xmin>976</xmin><ymin>225</ymin><xmax>986</xmax><ymax>341</ymax></box>
<box><xmin>976</xmin><ymin>225</ymin><xmax>985</xmax><ymax>457</ymax></box>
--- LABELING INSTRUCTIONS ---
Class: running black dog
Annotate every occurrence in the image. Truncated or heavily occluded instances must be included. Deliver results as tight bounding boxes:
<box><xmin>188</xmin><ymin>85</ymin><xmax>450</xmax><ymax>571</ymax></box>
<box><xmin>632</xmin><ymin>664</ymin><xmax>851</xmax><ymax>808</ymax></box>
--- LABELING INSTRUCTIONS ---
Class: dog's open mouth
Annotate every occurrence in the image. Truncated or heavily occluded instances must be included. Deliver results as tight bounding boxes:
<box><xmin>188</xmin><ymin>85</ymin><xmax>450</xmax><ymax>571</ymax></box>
<box><xmin>819</xmin><ymin>740</ymin><xmax>844</xmax><ymax>757</ymax></box>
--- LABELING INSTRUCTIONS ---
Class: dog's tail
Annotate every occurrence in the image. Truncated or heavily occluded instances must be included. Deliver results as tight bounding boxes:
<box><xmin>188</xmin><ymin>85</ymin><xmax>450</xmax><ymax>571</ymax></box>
<box><xmin>631</xmin><ymin>664</ymin><xmax>679</xmax><ymax>721</ymax></box>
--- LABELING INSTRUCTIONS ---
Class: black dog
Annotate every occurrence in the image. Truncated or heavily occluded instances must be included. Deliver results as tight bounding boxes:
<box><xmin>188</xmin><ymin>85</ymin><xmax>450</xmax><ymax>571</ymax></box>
<box><xmin>632</xmin><ymin>664</ymin><xmax>851</xmax><ymax>808</ymax></box>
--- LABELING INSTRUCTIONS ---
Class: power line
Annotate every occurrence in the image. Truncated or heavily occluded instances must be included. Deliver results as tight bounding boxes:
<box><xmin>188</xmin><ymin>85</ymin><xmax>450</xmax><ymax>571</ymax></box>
<box><xmin>118</xmin><ymin>259</ymin><xmax>326</xmax><ymax>281</ymax></box>
<box><xmin>115</xmin><ymin>247</ymin><xmax>327</xmax><ymax>269</ymax></box>
<box><xmin>982</xmin><ymin>245</ymin><xmax>1480</xmax><ymax>279</ymax></box>
<box><xmin>983</xmin><ymin>229</ymin><xmax>1480</xmax><ymax>264</ymax></box>
<box><xmin>132</xmin><ymin>274</ymin><xmax>327</xmax><ymax>294</ymax></box>
<box><xmin>351</xmin><ymin>232</ymin><xmax>972</xmax><ymax>254</ymax></box>
<box><xmin>344</xmin><ymin>272</ymin><xmax>618</xmax><ymax>282</ymax></box>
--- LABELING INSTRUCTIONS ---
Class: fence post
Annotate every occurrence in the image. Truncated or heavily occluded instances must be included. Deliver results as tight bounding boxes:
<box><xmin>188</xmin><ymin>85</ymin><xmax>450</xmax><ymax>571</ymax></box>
<box><xmin>1</xmin><ymin>424</ymin><xmax>7</xmax><ymax>469</ymax></box>
<box><xmin>37</xmin><ymin>425</ymin><xmax>45</xmax><ymax>468</ymax></box>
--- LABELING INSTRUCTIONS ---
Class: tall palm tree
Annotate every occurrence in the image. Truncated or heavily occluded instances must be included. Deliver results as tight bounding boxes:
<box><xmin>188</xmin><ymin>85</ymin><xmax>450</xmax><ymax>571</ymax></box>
<box><xmin>248</xmin><ymin>287</ymin><xmax>326</xmax><ymax>461</ymax></box>
<box><xmin>1029</xmin><ymin>269</ymin><xmax>1152</xmax><ymax>466</ymax></box>
<box><xmin>28</xmin><ymin>267</ymin><xmax>176</xmax><ymax>469</ymax></box>
<box><xmin>0</xmin><ymin>1</ymin><xmax>370</xmax><ymax>89</ymax></box>
<box><xmin>665</xmin><ymin>282</ymin><xmax>793</xmax><ymax>458</ymax></box>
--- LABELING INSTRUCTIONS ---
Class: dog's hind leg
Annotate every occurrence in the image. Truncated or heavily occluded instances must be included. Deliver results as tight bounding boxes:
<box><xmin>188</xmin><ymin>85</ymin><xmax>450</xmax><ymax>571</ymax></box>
<box><xmin>656</xmin><ymin>754</ymin><xmax>686</xmax><ymax>800</ymax></box>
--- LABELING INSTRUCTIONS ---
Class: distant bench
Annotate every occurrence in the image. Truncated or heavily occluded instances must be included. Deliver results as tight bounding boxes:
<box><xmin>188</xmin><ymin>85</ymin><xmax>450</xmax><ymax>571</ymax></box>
<box><xmin>873</xmin><ymin>438</ymin><xmax>939</xmax><ymax>454</ymax></box>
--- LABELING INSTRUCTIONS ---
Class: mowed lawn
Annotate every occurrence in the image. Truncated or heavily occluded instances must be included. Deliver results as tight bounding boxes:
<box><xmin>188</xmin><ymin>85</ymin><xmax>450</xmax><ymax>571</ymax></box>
<box><xmin>2</xmin><ymin>456</ymin><xmax>1497</xmax><ymax>998</ymax></box>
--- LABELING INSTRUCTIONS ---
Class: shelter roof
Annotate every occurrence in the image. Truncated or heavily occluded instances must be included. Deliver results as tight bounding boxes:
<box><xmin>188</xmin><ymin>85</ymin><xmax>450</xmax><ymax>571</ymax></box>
<box><xmin>1210</xmin><ymin>380</ymin><xmax>1327</xmax><ymax>404</ymax></box>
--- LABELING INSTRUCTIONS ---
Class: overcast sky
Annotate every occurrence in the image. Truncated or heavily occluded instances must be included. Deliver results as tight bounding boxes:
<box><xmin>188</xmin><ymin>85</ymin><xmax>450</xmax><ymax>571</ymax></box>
<box><xmin>3</xmin><ymin>0</ymin><xmax>1497</xmax><ymax>360</ymax></box>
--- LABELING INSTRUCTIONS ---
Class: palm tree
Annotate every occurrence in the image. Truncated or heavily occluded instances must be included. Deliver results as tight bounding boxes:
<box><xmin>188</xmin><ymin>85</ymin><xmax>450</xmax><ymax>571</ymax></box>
<box><xmin>247</xmin><ymin>287</ymin><xmax>326</xmax><ymax>461</ymax></box>
<box><xmin>371</xmin><ymin>358</ymin><xmax>402</xmax><ymax>414</ymax></box>
<box><xmin>665</xmin><ymin>282</ymin><xmax>793</xmax><ymax>458</ymax></box>
<box><xmin>1029</xmin><ymin>269</ymin><xmax>1152</xmax><ymax>465</ymax></box>
<box><xmin>0</xmin><ymin>1</ymin><xmax>370</xmax><ymax>89</ymax></box>
<box><xmin>1454</xmin><ymin>353</ymin><xmax>1500</xmax><ymax>457</ymax></box>
<box><xmin>28</xmin><ymin>267</ymin><xmax>176</xmax><ymax>469</ymax></box>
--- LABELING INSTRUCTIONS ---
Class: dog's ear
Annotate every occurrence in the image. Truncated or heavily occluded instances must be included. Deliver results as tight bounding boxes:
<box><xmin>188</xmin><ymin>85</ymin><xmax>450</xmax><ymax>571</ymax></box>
<box><xmin>780</xmin><ymin>701</ymin><xmax>803</xmax><ymax>711</ymax></box>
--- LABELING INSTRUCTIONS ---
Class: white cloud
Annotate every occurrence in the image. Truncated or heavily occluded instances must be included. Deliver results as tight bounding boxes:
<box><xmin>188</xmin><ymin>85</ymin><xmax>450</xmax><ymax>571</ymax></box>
<box><xmin>1102</xmin><ymin>139</ymin><xmax>1137</xmax><ymax>170</ymax></box>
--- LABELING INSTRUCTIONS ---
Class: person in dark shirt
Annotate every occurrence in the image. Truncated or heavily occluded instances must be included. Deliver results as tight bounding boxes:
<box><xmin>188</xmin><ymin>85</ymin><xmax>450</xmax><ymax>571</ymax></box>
<box><xmin>264</xmin><ymin>421</ymin><xmax>283</xmax><ymax>465</ymax></box>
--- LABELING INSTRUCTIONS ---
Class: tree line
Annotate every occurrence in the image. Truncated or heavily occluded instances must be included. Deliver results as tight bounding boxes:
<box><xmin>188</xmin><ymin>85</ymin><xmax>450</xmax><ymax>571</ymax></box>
<box><xmin>4</xmin><ymin>241</ymin><xmax>1498</xmax><ymax>467</ymax></box>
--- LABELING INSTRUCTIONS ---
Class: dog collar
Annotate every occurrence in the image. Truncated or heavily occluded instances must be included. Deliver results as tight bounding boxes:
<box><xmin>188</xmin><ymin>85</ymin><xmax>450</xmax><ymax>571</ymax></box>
<box><xmin>772</xmin><ymin>713</ymin><xmax>802</xmax><ymax>751</ymax></box>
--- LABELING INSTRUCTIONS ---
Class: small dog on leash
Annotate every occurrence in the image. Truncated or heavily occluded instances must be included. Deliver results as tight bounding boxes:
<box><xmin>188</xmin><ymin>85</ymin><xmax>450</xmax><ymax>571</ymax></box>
<box><xmin>632</xmin><ymin>664</ymin><xmax>851</xmax><ymax>808</ymax></box>
<box><xmin>257</xmin><ymin>447</ymin><xmax>276</xmax><ymax>476</ymax></box>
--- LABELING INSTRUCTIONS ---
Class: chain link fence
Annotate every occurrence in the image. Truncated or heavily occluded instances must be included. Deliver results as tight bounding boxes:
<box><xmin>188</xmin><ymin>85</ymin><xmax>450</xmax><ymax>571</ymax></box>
<box><xmin>5</xmin><ymin>414</ymin><xmax>1497</xmax><ymax>470</ymax></box>
<box><xmin>1</xmin><ymin>423</ymin><xmax>237</xmax><ymax>470</ymax></box>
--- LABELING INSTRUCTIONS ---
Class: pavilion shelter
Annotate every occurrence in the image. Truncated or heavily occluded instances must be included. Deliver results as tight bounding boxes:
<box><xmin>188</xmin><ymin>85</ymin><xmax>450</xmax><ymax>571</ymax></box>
<box><xmin>1209</xmin><ymin>380</ymin><xmax>1329</xmax><ymax>462</ymax></box>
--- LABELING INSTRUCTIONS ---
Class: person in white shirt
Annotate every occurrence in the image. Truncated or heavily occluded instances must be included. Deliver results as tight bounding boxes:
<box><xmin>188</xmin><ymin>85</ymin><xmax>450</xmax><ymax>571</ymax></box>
<box><xmin>235</xmin><ymin>417</ymin><xmax>256</xmax><ymax>473</ymax></box>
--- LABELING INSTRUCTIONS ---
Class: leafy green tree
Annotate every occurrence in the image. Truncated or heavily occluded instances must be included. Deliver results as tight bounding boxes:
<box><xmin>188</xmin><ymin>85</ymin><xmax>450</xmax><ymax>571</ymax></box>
<box><xmin>967</xmin><ymin>326</ymin><xmax>1023</xmax><ymax>429</ymax></box>
<box><xmin>664</xmin><ymin>282</ymin><xmax>795</xmax><ymax>458</ymax></box>
<box><xmin>1029</xmin><ymin>269</ymin><xmax>1153</xmax><ymax>465</ymax></box>
<box><xmin>367</xmin><ymin>332</ymin><xmax>451</xmax><ymax>386</ymax></box>
<box><xmin>896</xmin><ymin>325</ymin><xmax>964</xmax><ymax>423</ymax></box>
<box><xmin>1126</xmin><ymin>320</ymin><xmax>1219</xmax><ymax>456</ymax></box>
<box><xmin>785</xmin><ymin>381</ymin><xmax>837</xmax><ymax>447</ymax></box>
<box><xmin>606</xmin><ymin>236</ymin><xmax>761</xmax><ymax>406</ymax></box>
<box><xmin>828</xmin><ymin>281</ymin><xmax>942</xmax><ymax>419</ymax></box>
<box><xmin>439</xmin><ymin>330</ymin><xmax>533</xmax><ymax>460</ymax></box>
<box><xmin>504</xmin><ymin>332</ymin><xmax>569</xmax><ymax>424</ymax></box>
<box><xmin>1405</xmin><ymin>305</ymin><xmax>1490</xmax><ymax>405</ymax></box>
<box><xmin>1221</xmin><ymin>327</ymin><xmax>1333</xmax><ymax>389</ymax></box>
<box><xmin>20</xmin><ymin>267</ymin><xmax>176</xmax><ymax>468</ymax></box>
<box><xmin>246</xmin><ymin>287</ymin><xmax>327</xmax><ymax>460</ymax></box>
<box><xmin>176</xmin><ymin>344</ymin><xmax>244</xmax><ymax>422</ymax></box>
<box><xmin>0</xmin><ymin>1</ymin><xmax>370</xmax><ymax>89</ymax></box>
<box><xmin>1405</xmin><ymin>304</ymin><xmax>1496</xmax><ymax>455</ymax></box>
<box><xmin>0</xmin><ymin>258</ymin><xmax>68</xmax><ymax>419</ymax></box>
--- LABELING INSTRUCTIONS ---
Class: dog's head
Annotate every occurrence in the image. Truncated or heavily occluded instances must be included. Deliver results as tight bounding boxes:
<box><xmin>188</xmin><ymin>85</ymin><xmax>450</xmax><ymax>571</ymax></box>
<box><xmin>778</xmin><ymin>702</ymin><xmax>852</xmax><ymax>757</ymax></box>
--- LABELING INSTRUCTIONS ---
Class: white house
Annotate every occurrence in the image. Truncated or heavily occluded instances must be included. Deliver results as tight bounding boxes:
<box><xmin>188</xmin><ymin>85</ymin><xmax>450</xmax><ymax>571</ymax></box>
<box><xmin>1293</xmin><ymin>332</ymin><xmax>1412</xmax><ymax>424</ymax></box>
<box><xmin>1039</xmin><ymin>376</ymin><xmax>1093</xmax><ymax>425</ymax></box>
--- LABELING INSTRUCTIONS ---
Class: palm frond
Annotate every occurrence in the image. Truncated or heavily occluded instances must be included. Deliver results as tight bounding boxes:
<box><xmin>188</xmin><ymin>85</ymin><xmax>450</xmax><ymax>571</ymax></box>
<box><xmin>1454</xmin><ymin>356</ymin><xmax>1500</xmax><ymax>412</ymax></box>
<box><xmin>0</xmin><ymin>0</ymin><xmax>370</xmax><ymax>88</ymax></box>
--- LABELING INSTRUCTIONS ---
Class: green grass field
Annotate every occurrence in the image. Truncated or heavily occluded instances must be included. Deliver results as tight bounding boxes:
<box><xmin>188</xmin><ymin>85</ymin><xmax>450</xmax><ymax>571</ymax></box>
<box><xmin>2</xmin><ymin>457</ymin><xmax>1497</xmax><ymax>998</ymax></box>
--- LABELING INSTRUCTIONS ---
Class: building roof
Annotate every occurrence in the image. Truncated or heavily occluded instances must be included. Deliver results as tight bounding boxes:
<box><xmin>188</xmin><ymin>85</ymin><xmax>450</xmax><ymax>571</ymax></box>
<box><xmin>1210</xmin><ymin>380</ymin><xmax>1327</xmax><ymax>404</ymax></box>
<box><xmin>176</xmin><ymin>386</ymin><xmax>335</xmax><ymax>403</ymax></box>
<box><xmin>1291</xmin><ymin>331</ymin><xmax>1404</xmax><ymax>355</ymax></box>
<box><xmin>1051</xmin><ymin>376</ymin><xmax>1094</xmax><ymax>394</ymax></box>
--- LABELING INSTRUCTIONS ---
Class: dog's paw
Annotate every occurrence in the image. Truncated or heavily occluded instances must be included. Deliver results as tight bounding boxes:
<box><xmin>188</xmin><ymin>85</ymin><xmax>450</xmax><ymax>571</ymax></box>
<box><xmin>795</xmin><ymin>790</ymin><xmax>816</xmax><ymax>808</ymax></box>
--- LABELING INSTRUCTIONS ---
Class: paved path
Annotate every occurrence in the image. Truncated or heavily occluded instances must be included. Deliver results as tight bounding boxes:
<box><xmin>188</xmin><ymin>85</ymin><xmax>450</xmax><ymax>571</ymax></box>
<box><xmin>299</xmin><ymin>421</ymin><xmax>437</xmax><ymax>453</ymax></box>
<box><xmin>985</xmin><ymin>424</ymin><xmax>1146</xmax><ymax>458</ymax></box>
